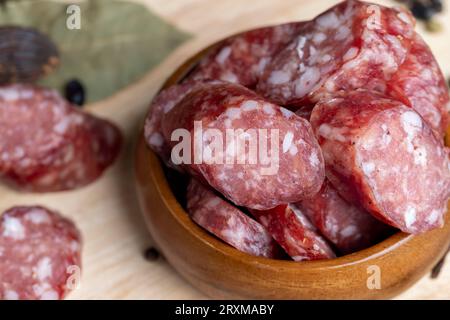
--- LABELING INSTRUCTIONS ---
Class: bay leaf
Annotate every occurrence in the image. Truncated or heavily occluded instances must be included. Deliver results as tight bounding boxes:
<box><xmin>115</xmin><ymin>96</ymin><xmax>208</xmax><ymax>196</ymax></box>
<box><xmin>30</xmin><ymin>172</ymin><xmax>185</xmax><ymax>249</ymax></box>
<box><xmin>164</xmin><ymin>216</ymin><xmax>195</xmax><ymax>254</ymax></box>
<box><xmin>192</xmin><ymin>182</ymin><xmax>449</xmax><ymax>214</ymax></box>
<box><xmin>0</xmin><ymin>0</ymin><xmax>191</xmax><ymax>102</ymax></box>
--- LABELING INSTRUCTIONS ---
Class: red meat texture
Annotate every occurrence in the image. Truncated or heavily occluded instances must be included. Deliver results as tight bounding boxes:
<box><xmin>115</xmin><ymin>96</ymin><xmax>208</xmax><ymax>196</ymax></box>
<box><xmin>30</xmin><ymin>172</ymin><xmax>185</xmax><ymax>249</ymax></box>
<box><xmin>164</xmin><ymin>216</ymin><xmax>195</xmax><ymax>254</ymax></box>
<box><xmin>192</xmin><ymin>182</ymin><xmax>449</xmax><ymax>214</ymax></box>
<box><xmin>186</xmin><ymin>179</ymin><xmax>282</xmax><ymax>258</ymax></box>
<box><xmin>0</xmin><ymin>206</ymin><xmax>82</xmax><ymax>300</ymax></box>
<box><xmin>0</xmin><ymin>84</ymin><xmax>122</xmax><ymax>192</ymax></box>
<box><xmin>310</xmin><ymin>90</ymin><xmax>450</xmax><ymax>234</ymax></box>
<box><xmin>144</xmin><ymin>0</ymin><xmax>450</xmax><ymax>259</ymax></box>
<box><xmin>250</xmin><ymin>204</ymin><xmax>336</xmax><ymax>261</ymax></box>
<box><xmin>162</xmin><ymin>81</ymin><xmax>325</xmax><ymax>210</ymax></box>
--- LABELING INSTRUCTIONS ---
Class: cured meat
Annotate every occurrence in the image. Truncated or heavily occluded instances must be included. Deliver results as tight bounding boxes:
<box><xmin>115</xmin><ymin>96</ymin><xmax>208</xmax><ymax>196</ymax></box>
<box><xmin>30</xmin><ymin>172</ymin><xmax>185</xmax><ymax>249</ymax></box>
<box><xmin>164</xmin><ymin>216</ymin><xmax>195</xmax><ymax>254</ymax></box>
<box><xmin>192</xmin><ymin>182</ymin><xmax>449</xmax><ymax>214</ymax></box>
<box><xmin>187</xmin><ymin>22</ymin><xmax>306</xmax><ymax>88</ymax></box>
<box><xmin>297</xmin><ymin>180</ymin><xmax>392</xmax><ymax>254</ymax></box>
<box><xmin>0</xmin><ymin>206</ymin><xmax>82</xmax><ymax>300</ymax></box>
<box><xmin>144</xmin><ymin>80</ymin><xmax>222</xmax><ymax>166</ymax></box>
<box><xmin>257</xmin><ymin>0</ymin><xmax>415</xmax><ymax>107</ymax></box>
<box><xmin>250</xmin><ymin>204</ymin><xmax>336</xmax><ymax>261</ymax></box>
<box><xmin>310</xmin><ymin>90</ymin><xmax>450</xmax><ymax>234</ymax></box>
<box><xmin>0</xmin><ymin>84</ymin><xmax>122</xmax><ymax>192</ymax></box>
<box><xmin>144</xmin><ymin>82</ymin><xmax>198</xmax><ymax>165</ymax></box>
<box><xmin>186</xmin><ymin>179</ymin><xmax>282</xmax><ymax>258</ymax></box>
<box><xmin>387</xmin><ymin>33</ymin><xmax>450</xmax><ymax>138</ymax></box>
<box><xmin>146</xmin><ymin>22</ymin><xmax>306</xmax><ymax>162</ymax></box>
<box><xmin>162</xmin><ymin>81</ymin><xmax>325</xmax><ymax>210</ymax></box>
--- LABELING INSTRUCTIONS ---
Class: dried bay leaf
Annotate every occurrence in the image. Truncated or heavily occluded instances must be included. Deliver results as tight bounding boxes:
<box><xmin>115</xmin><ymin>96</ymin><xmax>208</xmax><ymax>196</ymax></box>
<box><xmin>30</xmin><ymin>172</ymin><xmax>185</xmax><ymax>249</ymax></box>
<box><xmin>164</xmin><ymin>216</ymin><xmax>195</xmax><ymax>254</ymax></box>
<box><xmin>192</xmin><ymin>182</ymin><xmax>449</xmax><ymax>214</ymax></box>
<box><xmin>0</xmin><ymin>0</ymin><xmax>191</xmax><ymax>102</ymax></box>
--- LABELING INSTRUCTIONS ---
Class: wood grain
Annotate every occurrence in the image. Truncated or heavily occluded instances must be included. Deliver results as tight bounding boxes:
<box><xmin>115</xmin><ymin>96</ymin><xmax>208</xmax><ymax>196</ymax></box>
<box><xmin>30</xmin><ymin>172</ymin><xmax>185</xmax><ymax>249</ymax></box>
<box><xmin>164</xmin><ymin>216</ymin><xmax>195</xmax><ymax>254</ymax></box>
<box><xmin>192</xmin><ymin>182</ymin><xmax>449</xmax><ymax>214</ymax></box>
<box><xmin>0</xmin><ymin>0</ymin><xmax>447</xmax><ymax>299</ymax></box>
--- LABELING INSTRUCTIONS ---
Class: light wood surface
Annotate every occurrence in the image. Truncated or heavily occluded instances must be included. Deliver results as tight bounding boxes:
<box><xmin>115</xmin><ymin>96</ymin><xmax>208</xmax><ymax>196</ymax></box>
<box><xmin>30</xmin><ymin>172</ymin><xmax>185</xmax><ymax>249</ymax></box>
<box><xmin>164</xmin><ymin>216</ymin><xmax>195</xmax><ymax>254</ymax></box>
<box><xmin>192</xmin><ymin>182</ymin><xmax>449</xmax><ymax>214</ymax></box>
<box><xmin>1</xmin><ymin>0</ymin><xmax>448</xmax><ymax>299</ymax></box>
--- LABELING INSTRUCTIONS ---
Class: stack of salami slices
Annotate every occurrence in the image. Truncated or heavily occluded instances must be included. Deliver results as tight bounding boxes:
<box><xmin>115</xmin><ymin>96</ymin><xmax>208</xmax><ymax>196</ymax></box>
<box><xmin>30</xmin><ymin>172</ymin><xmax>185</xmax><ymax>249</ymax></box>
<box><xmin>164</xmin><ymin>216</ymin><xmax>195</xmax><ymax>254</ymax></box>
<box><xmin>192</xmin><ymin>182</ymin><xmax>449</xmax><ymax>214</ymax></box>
<box><xmin>145</xmin><ymin>0</ymin><xmax>450</xmax><ymax>261</ymax></box>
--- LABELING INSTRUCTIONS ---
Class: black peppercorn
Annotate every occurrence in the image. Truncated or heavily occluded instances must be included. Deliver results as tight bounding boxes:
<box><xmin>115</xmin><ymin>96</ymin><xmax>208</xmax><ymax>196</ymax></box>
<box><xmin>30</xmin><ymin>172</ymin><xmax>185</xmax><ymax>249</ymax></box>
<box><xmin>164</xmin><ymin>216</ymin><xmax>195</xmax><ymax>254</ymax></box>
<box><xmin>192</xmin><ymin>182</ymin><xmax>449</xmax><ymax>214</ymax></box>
<box><xmin>64</xmin><ymin>79</ymin><xmax>85</xmax><ymax>106</ymax></box>
<box><xmin>144</xmin><ymin>247</ymin><xmax>160</xmax><ymax>261</ymax></box>
<box><xmin>410</xmin><ymin>1</ymin><xmax>433</xmax><ymax>20</ymax></box>
<box><xmin>430</xmin><ymin>0</ymin><xmax>443</xmax><ymax>13</ymax></box>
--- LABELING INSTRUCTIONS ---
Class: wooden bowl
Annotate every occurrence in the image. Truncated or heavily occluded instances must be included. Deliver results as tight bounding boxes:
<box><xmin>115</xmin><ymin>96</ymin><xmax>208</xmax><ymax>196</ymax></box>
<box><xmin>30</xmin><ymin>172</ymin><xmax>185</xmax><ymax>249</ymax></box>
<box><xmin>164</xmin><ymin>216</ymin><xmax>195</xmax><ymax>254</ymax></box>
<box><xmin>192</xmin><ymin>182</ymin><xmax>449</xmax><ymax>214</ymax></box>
<box><xmin>134</xmin><ymin>41</ymin><xmax>450</xmax><ymax>299</ymax></box>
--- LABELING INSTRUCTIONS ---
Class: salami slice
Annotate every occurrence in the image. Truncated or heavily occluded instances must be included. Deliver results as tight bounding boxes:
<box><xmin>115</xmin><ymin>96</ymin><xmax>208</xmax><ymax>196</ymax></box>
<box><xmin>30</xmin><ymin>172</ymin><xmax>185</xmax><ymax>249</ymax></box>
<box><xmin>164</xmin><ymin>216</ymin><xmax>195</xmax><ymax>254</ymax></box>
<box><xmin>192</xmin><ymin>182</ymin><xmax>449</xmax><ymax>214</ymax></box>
<box><xmin>250</xmin><ymin>204</ymin><xmax>336</xmax><ymax>261</ymax></box>
<box><xmin>310</xmin><ymin>90</ymin><xmax>450</xmax><ymax>234</ymax></box>
<box><xmin>297</xmin><ymin>180</ymin><xmax>392</xmax><ymax>254</ymax></box>
<box><xmin>144</xmin><ymin>82</ymin><xmax>199</xmax><ymax>165</ymax></box>
<box><xmin>144</xmin><ymin>80</ymin><xmax>222</xmax><ymax>166</ymax></box>
<box><xmin>0</xmin><ymin>206</ymin><xmax>82</xmax><ymax>300</ymax></box>
<box><xmin>387</xmin><ymin>33</ymin><xmax>450</xmax><ymax>138</ymax></box>
<box><xmin>186</xmin><ymin>179</ymin><xmax>282</xmax><ymax>258</ymax></box>
<box><xmin>0</xmin><ymin>84</ymin><xmax>122</xmax><ymax>192</ymax></box>
<box><xmin>187</xmin><ymin>22</ymin><xmax>306</xmax><ymax>88</ymax></box>
<box><xmin>257</xmin><ymin>0</ymin><xmax>415</xmax><ymax>107</ymax></box>
<box><xmin>162</xmin><ymin>81</ymin><xmax>325</xmax><ymax>210</ymax></box>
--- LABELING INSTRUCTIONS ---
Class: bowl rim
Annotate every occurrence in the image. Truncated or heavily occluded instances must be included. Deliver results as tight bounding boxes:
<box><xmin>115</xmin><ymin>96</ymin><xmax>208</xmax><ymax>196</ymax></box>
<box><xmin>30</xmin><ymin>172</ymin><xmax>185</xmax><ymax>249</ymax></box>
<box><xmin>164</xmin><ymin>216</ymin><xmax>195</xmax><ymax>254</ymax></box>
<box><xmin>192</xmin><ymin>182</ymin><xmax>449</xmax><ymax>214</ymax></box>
<box><xmin>141</xmin><ymin>32</ymin><xmax>450</xmax><ymax>272</ymax></box>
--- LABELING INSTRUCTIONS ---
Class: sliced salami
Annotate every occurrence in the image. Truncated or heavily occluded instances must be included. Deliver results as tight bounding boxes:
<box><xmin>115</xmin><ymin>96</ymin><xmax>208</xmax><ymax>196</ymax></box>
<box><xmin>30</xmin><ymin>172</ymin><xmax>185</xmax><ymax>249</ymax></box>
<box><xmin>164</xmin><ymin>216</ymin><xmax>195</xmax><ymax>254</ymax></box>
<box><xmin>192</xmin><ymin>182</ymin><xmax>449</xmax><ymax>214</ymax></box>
<box><xmin>387</xmin><ymin>33</ymin><xmax>450</xmax><ymax>138</ymax></box>
<box><xmin>0</xmin><ymin>206</ymin><xmax>82</xmax><ymax>300</ymax></box>
<box><xmin>144</xmin><ymin>82</ymin><xmax>199</xmax><ymax>165</ymax></box>
<box><xmin>297</xmin><ymin>179</ymin><xmax>392</xmax><ymax>254</ymax></box>
<box><xmin>186</xmin><ymin>179</ymin><xmax>282</xmax><ymax>258</ymax></box>
<box><xmin>250</xmin><ymin>204</ymin><xmax>336</xmax><ymax>261</ymax></box>
<box><xmin>187</xmin><ymin>22</ymin><xmax>306</xmax><ymax>88</ymax></box>
<box><xmin>162</xmin><ymin>81</ymin><xmax>325</xmax><ymax>210</ymax></box>
<box><xmin>310</xmin><ymin>90</ymin><xmax>450</xmax><ymax>234</ymax></box>
<box><xmin>257</xmin><ymin>0</ymin><xmax>415</xmax><ymax>107</ymax></box>
<box><xmin>0</xmin><ymin>84</ymin><xmax>122</xmax><ymax>192</ymax></box>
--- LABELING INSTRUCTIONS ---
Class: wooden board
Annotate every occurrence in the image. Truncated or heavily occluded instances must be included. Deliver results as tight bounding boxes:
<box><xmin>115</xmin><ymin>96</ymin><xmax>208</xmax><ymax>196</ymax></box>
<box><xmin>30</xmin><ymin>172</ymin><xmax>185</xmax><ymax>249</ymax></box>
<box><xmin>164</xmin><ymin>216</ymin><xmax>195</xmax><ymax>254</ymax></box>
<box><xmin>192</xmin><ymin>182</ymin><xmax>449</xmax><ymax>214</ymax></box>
<box><xmin>1</xmin><ymin>0</ymin><xmax>449</xmax><ymax>299</ymax></box>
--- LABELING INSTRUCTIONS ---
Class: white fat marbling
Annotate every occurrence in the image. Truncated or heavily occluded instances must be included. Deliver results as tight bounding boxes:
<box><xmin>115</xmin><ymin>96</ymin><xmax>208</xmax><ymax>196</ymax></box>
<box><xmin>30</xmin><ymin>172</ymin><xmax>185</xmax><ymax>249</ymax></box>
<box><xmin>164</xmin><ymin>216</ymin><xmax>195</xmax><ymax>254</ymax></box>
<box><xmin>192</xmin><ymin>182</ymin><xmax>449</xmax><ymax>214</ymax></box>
<box><xmin>2</xmin><ymin>216</ymin><xmax>25</xmax><ymax>240</ymax></box>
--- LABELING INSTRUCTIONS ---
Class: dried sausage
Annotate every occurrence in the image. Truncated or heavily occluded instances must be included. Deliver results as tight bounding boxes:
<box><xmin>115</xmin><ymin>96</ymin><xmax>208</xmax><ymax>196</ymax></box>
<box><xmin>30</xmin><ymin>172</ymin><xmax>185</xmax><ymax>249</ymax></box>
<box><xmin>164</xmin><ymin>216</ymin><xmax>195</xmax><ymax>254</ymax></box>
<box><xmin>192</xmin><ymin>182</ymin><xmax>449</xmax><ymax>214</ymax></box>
<box><xmin>297</xmin><ymin>180</ymin><xmax>392</xmax><ymax>254</ymax></box>
<box><xmin>187</xmin><ymin>22</ymin><xmax>306</xmax><ymax>88</ymax></box>
<box><xmin>0</xmin><ymin>84</ymin><xmax>122</xmax><ymax>192</ymax></box>
<box><xmin>186</xmin><ymin>179</ymin><xmax>282</xmax><ymax>258</ymax></box>
<box><xmin>310</xmin><ymin>90</ymin><xmax>450</xmax><ymax>233</ymax></box>
<box><xmin>257</xmin><ymin>0</ymin><xmax>415</xmax><ymax>107</ymax></box>
<box><xmin>250</xmin><ymin>204</ymin><xmax>336</xmax><ymax>261</ymax></box>
<box><xmin>0</xmin><ymin>206</ymin><xmax>82</xmax><ymax>300</ymax></box>
<box><xmin>163</xmin><ymin>81</ymin><xmax>325</xmax><ymax>209</ymax></box>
